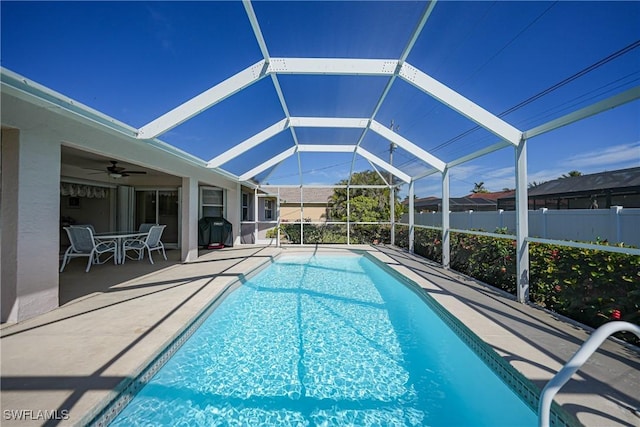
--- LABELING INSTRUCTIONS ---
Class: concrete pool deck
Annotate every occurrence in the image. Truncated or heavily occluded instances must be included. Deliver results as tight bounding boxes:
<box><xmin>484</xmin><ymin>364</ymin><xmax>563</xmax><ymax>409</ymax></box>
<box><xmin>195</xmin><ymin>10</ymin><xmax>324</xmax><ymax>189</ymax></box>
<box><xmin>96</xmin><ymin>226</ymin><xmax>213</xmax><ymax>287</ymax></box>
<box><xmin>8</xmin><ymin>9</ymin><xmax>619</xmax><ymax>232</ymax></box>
<box><xmin>1</xmin><ymin>245</ymin><xmax>638</xmax><ymax>426</ymax></box>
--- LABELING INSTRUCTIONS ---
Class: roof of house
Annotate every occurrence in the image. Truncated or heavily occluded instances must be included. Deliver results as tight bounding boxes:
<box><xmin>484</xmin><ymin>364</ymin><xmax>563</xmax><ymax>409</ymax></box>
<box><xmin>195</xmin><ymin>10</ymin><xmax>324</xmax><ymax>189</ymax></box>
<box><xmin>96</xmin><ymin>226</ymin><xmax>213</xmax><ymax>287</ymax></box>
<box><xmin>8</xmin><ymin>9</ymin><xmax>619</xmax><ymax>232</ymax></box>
<box><xmin>276</xmin><ymin>188</ymin><xmax>335</xmax><ymax>204</ymax></box>
<box><xmin>404</xmin><ymin>190</ymin><xmax>514</xmax><ymax>207</ymax></box>
<box><xmin>467</xmin><ymin>190</ymin><xmax>515</xmax><ymax>200</ymax></box>
<box><xmin>508</xmin><ymin>167</ymin><xmax>640</xmax><ymax>199</ymax></box>
<box><xmin>411</xmin><ymin>196</ymin><xmax>497</xmax><ymax>209</ymax></box>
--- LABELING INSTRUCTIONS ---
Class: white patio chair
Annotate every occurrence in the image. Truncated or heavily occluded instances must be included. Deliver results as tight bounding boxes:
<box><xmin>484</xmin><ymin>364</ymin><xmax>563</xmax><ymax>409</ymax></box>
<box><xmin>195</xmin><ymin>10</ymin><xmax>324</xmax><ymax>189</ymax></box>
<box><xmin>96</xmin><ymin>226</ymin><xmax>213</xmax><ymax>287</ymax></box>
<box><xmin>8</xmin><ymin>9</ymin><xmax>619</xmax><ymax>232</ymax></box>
<box><xmin>138</xmin><ymin>223</ymin><xmax>158</xmax><ymax>233</ymax></box>
<box><xmin>74</xmin><ymin>224</ymin><xmax>96</xmax><ymax>234</ymax></box>
<box><xmin>122</xmin><ymin>224</ymin><xmax>167</xmax><ymax>264</ymax></box>
<box><xmin>60</xmin><ymin>226</ymin><xmax>117</xmax><ymax>273</ymax></box>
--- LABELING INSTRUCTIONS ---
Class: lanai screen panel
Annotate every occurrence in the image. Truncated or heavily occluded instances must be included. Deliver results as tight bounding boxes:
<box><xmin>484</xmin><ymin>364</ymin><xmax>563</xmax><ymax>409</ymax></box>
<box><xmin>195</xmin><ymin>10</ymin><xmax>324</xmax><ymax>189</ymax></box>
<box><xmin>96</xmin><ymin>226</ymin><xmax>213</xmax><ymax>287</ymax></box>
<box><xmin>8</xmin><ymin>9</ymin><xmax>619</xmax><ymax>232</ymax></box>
<box><xmin>1</xmin><ymin>1</ymin><xmax>638</xmax><ymax>193</ymax></box>
<box><xmin>278</xmin><ymin>75</ymin><xmax>389</xmax><ymax>118</ymax></box>
<box><xmin>261</xmin><ymin>155</ymin><xmax>302</xmax><ymax>186</ymax></box>
<box><xmin>358</xmin><ymin>131</ymin><xmax>431</xmax><ymax>179</ymax></box>
<box><xmin>293</xmin><ymin>127</ymin><xmax>365</xmax><ymax>146</ymax></box>
<box><xmin>298</xmin><ymin>152</ymin><xmax>357</xmax><ymax>186</ymax></box>
<box><xmin>0</xmin><ymin>2</ymin><xmax>264</xmax><ymax>130</ymax></box>
<box><xmin>406</xmin><ymin>1</ymin><xmax>640</xmax><ymax>139</ymax></box>
<box><xmin>374</xmin><ymin>79</ymin><xmax>505</xmax><ymax>165</ymax></box>
<box><xmin>220</xmin><ymin>131</ymin><xmax>295</xmax><ymax>178</ymax></box>
<box><xmin>162</xmin><ymin>78</ymin><xmax>286</xmax><ymax>161</ymax></box>
<box><xmin>252</xmin><ymin>1</ymin><xmax>424</xmax><ymax>59</ymax></box>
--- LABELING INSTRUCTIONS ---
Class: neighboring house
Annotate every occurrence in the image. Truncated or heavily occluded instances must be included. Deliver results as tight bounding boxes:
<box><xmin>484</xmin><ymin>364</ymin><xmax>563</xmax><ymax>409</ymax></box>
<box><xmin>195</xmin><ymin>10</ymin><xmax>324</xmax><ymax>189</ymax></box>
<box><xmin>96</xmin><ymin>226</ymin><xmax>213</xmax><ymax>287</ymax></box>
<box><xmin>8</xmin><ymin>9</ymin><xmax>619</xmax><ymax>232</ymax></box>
<box><xmin>408</xmin><ymin>191</ymin><xmax>515</xmax><ymax>213</ymax></box>
<box><xmin>467</xmin><ymin>189</ymin><xmax>515</xmax><ymax>202</ymax></box>
<box><xmin>239</xmin><ymin>187</ymin><xmax>278</xmax><ymax>244</ymax></box>
<box><xmin>277</xmin><ymin>187</ymin><xmax>335</xmax><ymax>222</ymax></box>
<box><xmin>498</xmin><ymin>167</ymin><xmax>640</xmax><ymax>210</ymax></box>
<box><xmin>238</xmin><ymin>187</ymin><xmax>335</xmax><ymax>243</ymax></box>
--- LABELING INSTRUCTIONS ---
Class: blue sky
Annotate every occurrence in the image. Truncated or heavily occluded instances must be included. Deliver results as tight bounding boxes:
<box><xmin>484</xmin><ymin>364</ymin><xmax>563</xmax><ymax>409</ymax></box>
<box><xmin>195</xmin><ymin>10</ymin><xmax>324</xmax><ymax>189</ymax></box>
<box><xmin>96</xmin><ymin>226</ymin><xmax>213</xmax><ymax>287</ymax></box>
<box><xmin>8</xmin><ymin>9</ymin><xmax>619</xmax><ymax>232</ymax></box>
<box><xmin>2</xmin><ymin>1</ymin><xmax>639</xmax><ymax>198</ymax></box>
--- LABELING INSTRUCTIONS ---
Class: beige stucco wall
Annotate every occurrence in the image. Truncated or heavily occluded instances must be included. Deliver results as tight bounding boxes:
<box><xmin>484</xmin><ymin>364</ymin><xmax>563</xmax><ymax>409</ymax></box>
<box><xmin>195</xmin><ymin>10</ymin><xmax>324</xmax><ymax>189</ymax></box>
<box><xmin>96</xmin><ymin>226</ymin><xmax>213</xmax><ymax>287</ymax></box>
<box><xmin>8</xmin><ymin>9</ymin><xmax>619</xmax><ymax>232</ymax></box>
<box><xmin>280</xmin><ymin>204</ymin><xmax>328</xmax><ymax>222</ymax></box>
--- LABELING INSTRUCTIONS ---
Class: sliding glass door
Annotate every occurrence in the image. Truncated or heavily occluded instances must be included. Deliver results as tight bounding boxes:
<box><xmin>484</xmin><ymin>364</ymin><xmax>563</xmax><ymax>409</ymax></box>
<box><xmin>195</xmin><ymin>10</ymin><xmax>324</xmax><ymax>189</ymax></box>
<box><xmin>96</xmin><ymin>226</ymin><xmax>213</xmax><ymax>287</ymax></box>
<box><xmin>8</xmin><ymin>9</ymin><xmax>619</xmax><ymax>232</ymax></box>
<box><xmin>135</xmin><ymin>189</ymin><xmax>179</xmax><ymax>246</ymax></box>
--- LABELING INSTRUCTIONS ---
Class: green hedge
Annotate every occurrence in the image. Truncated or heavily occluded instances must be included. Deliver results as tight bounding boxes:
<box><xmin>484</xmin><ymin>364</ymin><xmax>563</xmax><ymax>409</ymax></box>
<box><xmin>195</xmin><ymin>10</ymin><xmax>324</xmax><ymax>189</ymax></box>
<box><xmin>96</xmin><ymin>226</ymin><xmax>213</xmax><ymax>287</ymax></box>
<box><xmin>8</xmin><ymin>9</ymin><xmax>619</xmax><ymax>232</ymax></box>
<box><xmin>397</xmin><ymin>226</ymin><xmax>640</xmax><ymax>345</ymax></box>
<box><xmin>277</xmin><ymin>221</ymin><xmax>391</xmax><ymax>245</ymax></box>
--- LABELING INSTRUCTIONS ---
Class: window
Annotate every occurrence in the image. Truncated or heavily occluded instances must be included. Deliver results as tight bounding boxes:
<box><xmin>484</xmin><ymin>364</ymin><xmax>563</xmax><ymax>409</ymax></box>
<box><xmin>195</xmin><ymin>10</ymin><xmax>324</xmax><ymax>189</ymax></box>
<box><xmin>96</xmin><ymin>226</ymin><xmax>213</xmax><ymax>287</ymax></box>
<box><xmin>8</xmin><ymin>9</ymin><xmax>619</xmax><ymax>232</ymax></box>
<box><xmin>200</xmin><ymin>187</ymin><xmax>224</xmax><ymax>218</ymax></box>
<box><xmin>242</xmin><ymin>193</ymin><xmax>250</xmax><ymax>221</ymax></box>
<box><xmin>264</xmin><ymin>199</ymin><xmax>274</xmax><ymax>220</ymax></box>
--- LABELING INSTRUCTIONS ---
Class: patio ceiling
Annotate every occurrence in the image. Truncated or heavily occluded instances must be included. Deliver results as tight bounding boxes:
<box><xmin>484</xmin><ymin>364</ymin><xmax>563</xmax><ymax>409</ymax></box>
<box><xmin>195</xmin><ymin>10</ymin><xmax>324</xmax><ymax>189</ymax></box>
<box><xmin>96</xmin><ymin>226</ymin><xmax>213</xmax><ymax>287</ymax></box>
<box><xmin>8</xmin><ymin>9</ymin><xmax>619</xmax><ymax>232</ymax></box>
<box><xmin>60</xmin><ymin>146</ymin><xmax>182</xmax><ymax>187</ymax></box>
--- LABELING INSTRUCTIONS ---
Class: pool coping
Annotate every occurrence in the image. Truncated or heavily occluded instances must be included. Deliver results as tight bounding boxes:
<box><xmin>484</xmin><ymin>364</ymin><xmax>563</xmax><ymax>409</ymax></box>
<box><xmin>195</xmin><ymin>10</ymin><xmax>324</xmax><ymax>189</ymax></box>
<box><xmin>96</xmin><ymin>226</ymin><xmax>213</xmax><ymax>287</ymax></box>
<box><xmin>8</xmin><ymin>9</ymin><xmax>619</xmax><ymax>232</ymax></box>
<box><xmin>85</xmin><ymin>248</ymin><xmax>579</xmax><ymax>426</ymax></box>
<box><xmin>82</xmin><ymin>255</ymin><xmax>273</xmax><ymax>427</ymax></box>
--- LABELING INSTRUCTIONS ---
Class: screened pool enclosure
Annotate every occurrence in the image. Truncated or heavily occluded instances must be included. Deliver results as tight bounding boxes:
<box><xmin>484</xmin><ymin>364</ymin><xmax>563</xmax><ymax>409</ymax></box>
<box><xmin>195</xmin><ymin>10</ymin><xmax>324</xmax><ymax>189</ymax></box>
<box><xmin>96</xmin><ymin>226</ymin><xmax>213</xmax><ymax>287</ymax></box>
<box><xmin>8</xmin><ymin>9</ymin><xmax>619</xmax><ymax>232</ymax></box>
<box><xmin>132</xmin><ymin>1</ymin><xmax>639</xmax><ymax>303</ymax></box>
<box><xmin>1</xmin><ymin>0</ymin><xmax>638</xmax><ymax>311</ymax></box>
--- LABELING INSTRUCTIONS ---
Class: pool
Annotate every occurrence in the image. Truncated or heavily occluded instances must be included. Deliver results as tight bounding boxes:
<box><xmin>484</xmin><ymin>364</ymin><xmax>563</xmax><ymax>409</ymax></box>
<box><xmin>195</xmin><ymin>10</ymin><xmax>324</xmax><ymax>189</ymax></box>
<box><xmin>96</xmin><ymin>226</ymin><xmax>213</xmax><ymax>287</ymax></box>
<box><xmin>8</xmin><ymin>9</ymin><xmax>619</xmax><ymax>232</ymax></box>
<box><xmin>96</xmin><ymin>254</ymin><xmax>544</xmax><ymax>426</ymax></box>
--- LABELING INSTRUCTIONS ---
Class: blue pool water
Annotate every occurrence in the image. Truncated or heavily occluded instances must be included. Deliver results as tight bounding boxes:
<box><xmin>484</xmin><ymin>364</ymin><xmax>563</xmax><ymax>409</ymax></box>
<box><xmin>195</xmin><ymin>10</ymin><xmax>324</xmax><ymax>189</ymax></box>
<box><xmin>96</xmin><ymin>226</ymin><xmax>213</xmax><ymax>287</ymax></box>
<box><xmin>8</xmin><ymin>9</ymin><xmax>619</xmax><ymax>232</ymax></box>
<box><xmin>109</xmin><ymin>255</ymin><xmax>538</xmax><ymax>426</ymax></box>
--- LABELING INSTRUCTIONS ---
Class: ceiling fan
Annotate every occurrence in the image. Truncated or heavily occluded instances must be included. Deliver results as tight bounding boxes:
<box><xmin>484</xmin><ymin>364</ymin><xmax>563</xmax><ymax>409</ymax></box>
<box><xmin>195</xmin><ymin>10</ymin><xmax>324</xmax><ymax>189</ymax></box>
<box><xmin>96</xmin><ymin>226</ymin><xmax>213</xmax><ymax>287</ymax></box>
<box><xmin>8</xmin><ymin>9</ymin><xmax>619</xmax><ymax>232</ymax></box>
<box><xmin>104</xmin><ymin>160</ymin><xmax>147</xmax><ymax>178</ymax></box>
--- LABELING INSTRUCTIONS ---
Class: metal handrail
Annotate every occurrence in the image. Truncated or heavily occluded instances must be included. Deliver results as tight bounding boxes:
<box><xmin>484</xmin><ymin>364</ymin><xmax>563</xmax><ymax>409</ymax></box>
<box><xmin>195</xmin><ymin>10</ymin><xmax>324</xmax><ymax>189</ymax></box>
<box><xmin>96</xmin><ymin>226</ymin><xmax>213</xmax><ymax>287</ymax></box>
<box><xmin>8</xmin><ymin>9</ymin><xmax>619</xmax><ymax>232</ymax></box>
<box><xmin>538</xmin><ymin>321</ymin><xmax>640</xmax><ymax>427</ymax></box>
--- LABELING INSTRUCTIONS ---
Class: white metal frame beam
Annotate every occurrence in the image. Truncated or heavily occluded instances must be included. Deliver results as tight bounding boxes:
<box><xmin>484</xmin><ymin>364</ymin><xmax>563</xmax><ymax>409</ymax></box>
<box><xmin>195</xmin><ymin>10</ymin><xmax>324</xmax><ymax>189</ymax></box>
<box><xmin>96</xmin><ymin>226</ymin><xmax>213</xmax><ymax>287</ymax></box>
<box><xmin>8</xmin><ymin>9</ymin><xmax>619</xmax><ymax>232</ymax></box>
<box><xmin>238</xmin><ymin>144</ymin><xmax>394</xmax><ymax>181</ymax></box>
<box><xmin>207</xmin><ymin>118</ymin><xmax>289</xmax><ymax>168</ymax></box>
<box><xmin>515</xmin><ymin>139</ymin><xmax>530</xmax><ymax>302</ymax></box>
<box><xmin>289</xmin><ymin>117</ymin><xmax>369</xmax><ymax>129</ymax></box>
<box><xmin>370</xmin><ymin>120</ymin><xmax>446</xmax><ymax>172</ymax></box>
<box><xmin>447</xmin><ymin>140</ymin><xmax>512</xmax><ymax>168</ymax></box>
<box><xmin>239</xmin><ymin>146</ymin><xmax>297</xmax><ymax>181</ymax></box>
<box><xmin>297</xmin><ymin>144</ymin><xmax>355</xmax><ymax>153</ymax></box>
<box><xmin>441</xmin><ymin>166</ymin><xmax>450</xmax><ymax>268</ymax></box>
<box><xmin>138</xmin><ymin>60</ymin><xmax>268</xmax><ymax>139</ymax></box>
<box><xmin>209</xmin><ymin>115</ymin><xmax>437</xmax><ymax>185</ymax></box>
<box><xmin>243</xmin><ymin>0</ymin><xmax>304</xmax><ymax>186</ymax></box>
<box><xmin>398</xmin><ymin>62</ymin><xmax>523</xmax><ymax>145</ymax></box>
<box><xmin>267</xmin><ymin>58</ymin><xmax>398</xmax><ymax>76</ymax></box>
<box><xmin>349</xmin><ymin>1</ymin><xmax>437</xmax><ymax>186</ymax></box>
<box><xmin>243</xmin><ymin>0</ymin><xmax>270</xmax><ymax>59</ymax></box>
<box><xmin>524</xmin><ymin>86</ymin><xmax>640</xmax><ymax>139</ymax></box>
<box><xmin>138</xmin><ymin>0</ymin><xmax>634</xmax><ymax>197</ymax></box>
<box><xmin>356</xmin><ymin>147</ymin><xmax>411</xmax><ymax>183</ymax></box>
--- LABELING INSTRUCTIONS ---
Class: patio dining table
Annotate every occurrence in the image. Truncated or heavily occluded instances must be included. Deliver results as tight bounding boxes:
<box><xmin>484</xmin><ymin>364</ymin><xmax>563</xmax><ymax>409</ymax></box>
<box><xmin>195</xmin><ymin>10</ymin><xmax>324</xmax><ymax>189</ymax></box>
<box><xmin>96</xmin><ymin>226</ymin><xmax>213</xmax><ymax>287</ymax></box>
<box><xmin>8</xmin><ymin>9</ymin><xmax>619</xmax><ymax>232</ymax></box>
<box><xmin>94</xmin><ymin>231</ymin><xmax>148</xmax><ymax>264</ymax></box>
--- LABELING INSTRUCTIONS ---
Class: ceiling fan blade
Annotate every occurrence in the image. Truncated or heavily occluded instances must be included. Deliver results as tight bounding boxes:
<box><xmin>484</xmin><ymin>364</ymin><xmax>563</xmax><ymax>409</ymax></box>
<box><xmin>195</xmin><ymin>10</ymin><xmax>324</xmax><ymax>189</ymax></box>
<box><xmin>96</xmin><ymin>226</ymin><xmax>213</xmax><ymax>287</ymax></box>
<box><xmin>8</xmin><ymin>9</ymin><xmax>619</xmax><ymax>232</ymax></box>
<box><xmin>121</xmin><ymin>170</ymin><xmax>147</xmax><ymax>174</ymax></box>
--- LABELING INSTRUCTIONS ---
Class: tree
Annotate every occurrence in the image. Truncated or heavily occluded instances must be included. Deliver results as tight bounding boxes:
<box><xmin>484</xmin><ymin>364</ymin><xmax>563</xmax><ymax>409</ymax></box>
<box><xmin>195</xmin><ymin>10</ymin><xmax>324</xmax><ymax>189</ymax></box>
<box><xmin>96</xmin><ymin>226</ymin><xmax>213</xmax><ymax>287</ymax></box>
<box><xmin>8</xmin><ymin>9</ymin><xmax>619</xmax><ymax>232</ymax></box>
<box><xmin>561</xmin><ymin>170</ymin><xmax>582</xmax><ymax>179</ymax></box>
<box><xmin>402</xmin><ymin>194</ymin><xmax>419</xmax><ymax>203</ymax></box>
<box><xmin>471</xmin><ymin>181</ymin><xmax>489</xmax><ymax>193</ymax></box>
<box><xmin>328</xmin><ymin>170</ymin><xmax>405</xmax><ymax>222</ymax></box>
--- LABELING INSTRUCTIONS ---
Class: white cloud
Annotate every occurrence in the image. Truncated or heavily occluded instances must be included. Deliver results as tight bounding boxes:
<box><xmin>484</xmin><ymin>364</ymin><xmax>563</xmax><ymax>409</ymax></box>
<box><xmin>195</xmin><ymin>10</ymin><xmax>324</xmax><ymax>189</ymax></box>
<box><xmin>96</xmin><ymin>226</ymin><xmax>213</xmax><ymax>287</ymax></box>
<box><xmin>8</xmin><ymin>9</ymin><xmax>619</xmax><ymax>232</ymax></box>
<box><xmin>564</xmin><ymin>142</ymin><xmax>640</xmax><ymax>169</ymax></box>
<box><xmin>526</xmin><ymin>142</ymin><xmax>640</xmax><ymax>185</ymax></box>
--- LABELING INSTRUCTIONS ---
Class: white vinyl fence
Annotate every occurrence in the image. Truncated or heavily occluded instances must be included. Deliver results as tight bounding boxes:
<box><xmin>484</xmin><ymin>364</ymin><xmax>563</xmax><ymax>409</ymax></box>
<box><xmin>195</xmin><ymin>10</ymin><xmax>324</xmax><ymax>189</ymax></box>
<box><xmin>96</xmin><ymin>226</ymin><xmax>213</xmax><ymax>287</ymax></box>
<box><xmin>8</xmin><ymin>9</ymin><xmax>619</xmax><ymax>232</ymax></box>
<box><xmin>400</xmin><ymin>207</ymin><xmax>640</xmax><ymax>247</ymax></box>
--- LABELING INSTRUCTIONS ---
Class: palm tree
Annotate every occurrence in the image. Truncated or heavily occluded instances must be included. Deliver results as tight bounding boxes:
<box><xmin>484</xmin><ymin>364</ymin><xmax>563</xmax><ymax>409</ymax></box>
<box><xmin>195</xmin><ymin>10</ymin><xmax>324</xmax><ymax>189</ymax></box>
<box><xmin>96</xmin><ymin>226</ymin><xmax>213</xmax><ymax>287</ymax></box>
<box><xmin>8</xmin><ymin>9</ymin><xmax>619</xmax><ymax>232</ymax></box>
<box><xmin>561</xmin><ymin>170</ymin><xmax>582</xmax><ymax>179</ymax></box>
<box><xmin>471</xmin><ymin>181</ymin><xmax>488</xmax><ymax>193</ymax></box>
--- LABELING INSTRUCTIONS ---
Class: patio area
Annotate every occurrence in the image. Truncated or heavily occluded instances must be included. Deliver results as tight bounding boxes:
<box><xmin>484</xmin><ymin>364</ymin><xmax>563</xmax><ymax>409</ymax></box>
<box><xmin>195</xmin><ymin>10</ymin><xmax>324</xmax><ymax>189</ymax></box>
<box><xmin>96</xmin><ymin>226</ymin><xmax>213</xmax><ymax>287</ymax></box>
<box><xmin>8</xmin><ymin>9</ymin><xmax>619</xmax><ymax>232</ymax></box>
<box><xmin>1</xmin><ymin>245</ymin><xmax>638</xmax><ymax>426</ymax></box>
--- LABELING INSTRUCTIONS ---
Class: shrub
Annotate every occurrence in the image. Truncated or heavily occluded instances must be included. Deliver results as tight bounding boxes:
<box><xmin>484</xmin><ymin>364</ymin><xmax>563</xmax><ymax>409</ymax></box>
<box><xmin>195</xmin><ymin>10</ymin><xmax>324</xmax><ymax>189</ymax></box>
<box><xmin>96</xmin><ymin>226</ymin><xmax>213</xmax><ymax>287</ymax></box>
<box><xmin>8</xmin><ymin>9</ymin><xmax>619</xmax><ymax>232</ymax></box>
<box><xmin>405</xmin><ymin>228</ymin><xmax>640</xmax><ymax>345</ymax></box>
<box><xmin>530</xmin><ymin>242</ymin><xmax>639</xmax><ymax>344</ymax></box>
<box><xmin>450</xmin><ymin>230</ymin><xmax>517</xmax><ymax>295</ymax></box>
